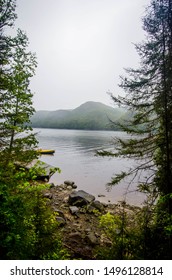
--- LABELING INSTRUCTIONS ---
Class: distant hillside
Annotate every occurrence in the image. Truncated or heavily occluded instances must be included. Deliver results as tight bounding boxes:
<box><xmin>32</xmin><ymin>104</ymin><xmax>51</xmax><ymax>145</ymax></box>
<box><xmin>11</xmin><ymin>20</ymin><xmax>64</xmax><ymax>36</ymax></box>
<box><xmin>31</xmin><ymin>101</ymin><xmax>126</xmax><ymax>130</ymax></box>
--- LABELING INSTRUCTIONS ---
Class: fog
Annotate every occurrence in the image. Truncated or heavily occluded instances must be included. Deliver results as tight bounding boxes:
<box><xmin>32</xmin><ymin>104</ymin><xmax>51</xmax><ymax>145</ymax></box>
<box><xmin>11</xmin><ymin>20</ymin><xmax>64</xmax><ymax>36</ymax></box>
<box><xmin>14</xmin><ymin>0</ymin><xmax>151</xmax><ymax>110</ymax></box>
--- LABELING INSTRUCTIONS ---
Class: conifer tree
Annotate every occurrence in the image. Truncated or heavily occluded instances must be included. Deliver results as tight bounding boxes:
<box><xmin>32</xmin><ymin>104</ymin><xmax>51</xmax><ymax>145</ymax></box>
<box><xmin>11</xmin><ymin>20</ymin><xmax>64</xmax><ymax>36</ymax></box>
<box><xmin>99</xmin><ymin>0</ymin><xmax>172</xmax><ymax>259</ymax></box>
<box><xmin>104</xmin><ymin>0</ymin><xmax>172</xmax><ymax>201</ymax></box>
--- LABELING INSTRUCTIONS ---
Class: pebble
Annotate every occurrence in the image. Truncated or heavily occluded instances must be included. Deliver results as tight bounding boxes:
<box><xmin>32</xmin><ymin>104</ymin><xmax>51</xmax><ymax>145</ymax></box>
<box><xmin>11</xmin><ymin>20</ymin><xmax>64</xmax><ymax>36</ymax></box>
<box><xmin>98</xmin><ymin>194</ymin><xmax>106</xmax><ymax>197</ymax></box>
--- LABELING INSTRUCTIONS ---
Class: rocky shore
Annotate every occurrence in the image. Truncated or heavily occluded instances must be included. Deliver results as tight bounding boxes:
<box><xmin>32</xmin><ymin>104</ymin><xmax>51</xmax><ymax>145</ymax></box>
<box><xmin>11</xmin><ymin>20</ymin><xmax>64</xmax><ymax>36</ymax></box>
<box><xmin>43</xmin><ymin>180</ymin><xmax>141</xmax><ymax>259</ymax></box>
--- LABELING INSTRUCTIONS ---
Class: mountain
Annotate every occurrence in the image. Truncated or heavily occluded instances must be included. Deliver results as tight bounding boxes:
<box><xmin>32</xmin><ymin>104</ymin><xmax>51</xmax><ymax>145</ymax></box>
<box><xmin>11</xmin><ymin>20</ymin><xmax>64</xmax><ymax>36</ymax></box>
<box><xmin>31</xmin><ymin>101</ymin><xmax>126</xmax><ymax>130</ymax></box>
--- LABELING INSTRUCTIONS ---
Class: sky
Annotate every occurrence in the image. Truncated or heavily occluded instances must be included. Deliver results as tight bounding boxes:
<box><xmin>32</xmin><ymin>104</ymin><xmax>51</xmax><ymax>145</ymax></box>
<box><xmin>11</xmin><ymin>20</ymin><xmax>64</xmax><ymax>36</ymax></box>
<box><xmin>14</xmin><ymin>0</ymin><xmax>151</xmax><ymax>111</ymax></box>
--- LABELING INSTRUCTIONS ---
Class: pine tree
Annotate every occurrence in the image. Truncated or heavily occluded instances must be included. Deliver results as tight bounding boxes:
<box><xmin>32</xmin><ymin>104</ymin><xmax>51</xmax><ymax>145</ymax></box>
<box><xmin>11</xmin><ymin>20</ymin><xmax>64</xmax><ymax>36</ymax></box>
<box><xmin>99</xmin><ymin>0</ymin><xmax>172</xmax><ymax>259</ymax></box>
<box><xmin>105</xmin><ymin>0</ymin><xmax>172</xmax><ymax>202</ymax></box>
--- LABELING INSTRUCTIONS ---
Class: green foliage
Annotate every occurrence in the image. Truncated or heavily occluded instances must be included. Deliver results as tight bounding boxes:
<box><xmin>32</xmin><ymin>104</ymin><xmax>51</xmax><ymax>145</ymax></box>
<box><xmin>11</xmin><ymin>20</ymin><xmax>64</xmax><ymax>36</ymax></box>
<box><xmin>0</xmin><ymin>0</ymin><xmax>66</xmax><ymax>260</ymax></box>
<box><xmin>96</xmin><ymin>204</ymin><xmax>159</xmax><ymax>260</ymax></box>
<box><xmin>20</xmin><ymin>187</ymin><xmax>69</xmax><ymax>260</ymax></box>
<box><xmin>101</xmin><ymin>0</ymin><xmax>172</xmax><ymax>195</ymax></box>
<box><xmin>98</xmin><ymin>0</ymin><xmax>172</xmax><ymax>259</ymax></box>
<box><xmin>0</xmin><ymin>166</ymin><xmax>69</xmax><ymax>260</ymax></box>
<box><xmin>97</xmin><ymin>211</ymin><xmax>139</xmax><ymax>259</ymax></box>
<box><xmin>1</xmin><ymin>0</ymin><xmax>38</xmax><ymax>165</ymax></box>
<box><xmin>0</xmin><ymin>28</ymin><xmax>38</xmax><ymax>165</ymax></box>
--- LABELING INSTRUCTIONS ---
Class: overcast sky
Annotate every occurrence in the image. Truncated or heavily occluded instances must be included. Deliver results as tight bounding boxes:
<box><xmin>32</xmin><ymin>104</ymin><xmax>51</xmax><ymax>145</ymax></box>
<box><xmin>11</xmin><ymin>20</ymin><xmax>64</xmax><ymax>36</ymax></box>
<box><xmin>14</xmin><ymin>0</ymin><xmax>150</xmax><ymax>111</ymax></box>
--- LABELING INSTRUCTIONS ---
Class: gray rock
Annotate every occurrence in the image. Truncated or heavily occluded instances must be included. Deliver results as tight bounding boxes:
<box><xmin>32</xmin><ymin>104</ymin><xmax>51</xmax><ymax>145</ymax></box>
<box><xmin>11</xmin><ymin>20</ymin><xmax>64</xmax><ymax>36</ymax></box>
<box><xmin>68</xmin><ymin>232</ymin><xmax>83</xmax><ymax>241</ymax></box>
<box><xmin>86</xmin><ymin>204</ymin><xmax>95</xmax><ymax>213</ymax></box>
<box><xmin>68</xmin><ymin>190</ymin><xmax>95</xmax><ymax>207</ymax></box>
<box><xmin>85</xmin><ymin>228</ymin><xmax>91</xmax><ymax>234</ymax></box>
<box><xmin>43</xmin><ymin>193</ymin><xmax>53</xmax><ymax>199</ymax></box>
<box><xmin>63</xmin><ymin>196</ymin><xmax>69</xmax><ymax>203</ymax></box>
<box><xmin>85</xmin><ymin>232</ymin><xmax>98</xmax><ymax>245</ymax></box>
<box><xmin>98</xmin><ymin>194</ymin><xmax>106</xmax><ymax>197</ymax></box>
<box><xmin>56</xmin><ymin>216</ymin><xmax>66</xmax><ymax>226</ymax></box>
<box><xmin>102</xmin><ymin>202</ymin><xmax>108</xmax><ymax>207</ymax></box>
<box><xmin>69</xmin><ymin>206</ymin><xmax>79</xmax><ymax>215</ymax></box>
<box><xmin>72</xmin><ymin>184</ymin><xmax>77</xmax><ymax>189</ymax></box>
<box><xmin>64</xmin><ymin>180</ymin><xmax>75</xmax><ymax>186</ymax></box>
<box><xmin>67</xmin><ymin>186</ymin><xmax>73</xmax><ymax>190</ymax></box>
<box><xmin>90</xmin><ymin>200</ymin><xmax>105</xmax><ymax>212</ymax></box>
<box><xmin>86</xmin><ymin>201</ymin><xmax>104</xmax><ymax>213</ymax></box>
<box><xmin>53</xmin><ymin>208</ymin><xmax>65</xmax><ymax>219</ymax></box>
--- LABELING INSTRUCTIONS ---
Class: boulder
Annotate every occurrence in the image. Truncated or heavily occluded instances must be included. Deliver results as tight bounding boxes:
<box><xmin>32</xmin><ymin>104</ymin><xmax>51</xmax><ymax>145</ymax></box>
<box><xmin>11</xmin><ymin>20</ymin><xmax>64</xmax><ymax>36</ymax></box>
<box><xmin>64</xmin><ymin>180</ymin><xmax>75</xmax><ymax>186</ymax></box>
<box><xmin>68</xmin><ymin>190</ymin><xmax>95</xmax><ymax>207</ymax></box>
<box><xmin>86</xmin><ymin>201</ymin><xmax>105</xmax><ymax>214</ymax></box>
<box><xmin>69</xmin><ymin>206</ymin><xmax>79</xmax><ymax>215</ymax></box>
<box><xmin>86</xmin><ymin>204</ymin><xmax>95</xmax><ymax>214</ymax></box>
<box><xmin>90</xmin><ymin>200</ymin><xmax>105</xmax><ymax>212</ymax></box>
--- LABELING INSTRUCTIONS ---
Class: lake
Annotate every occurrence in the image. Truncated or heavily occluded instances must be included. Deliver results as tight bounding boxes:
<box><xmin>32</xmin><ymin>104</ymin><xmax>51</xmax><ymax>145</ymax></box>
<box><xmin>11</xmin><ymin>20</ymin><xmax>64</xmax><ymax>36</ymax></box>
<box><xmin>34</xmin><ymin>128</ymin><xmax>147</xmax><ymax>206</ymax></box>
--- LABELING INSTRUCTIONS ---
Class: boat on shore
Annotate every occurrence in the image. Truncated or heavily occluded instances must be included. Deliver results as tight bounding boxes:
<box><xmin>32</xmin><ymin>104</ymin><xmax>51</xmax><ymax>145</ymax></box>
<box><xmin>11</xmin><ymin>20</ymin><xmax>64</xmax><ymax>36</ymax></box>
<box><xmin>37</xmin><ymin>149</ymin><xmax>55</xmax><ymax>155</ymax></box>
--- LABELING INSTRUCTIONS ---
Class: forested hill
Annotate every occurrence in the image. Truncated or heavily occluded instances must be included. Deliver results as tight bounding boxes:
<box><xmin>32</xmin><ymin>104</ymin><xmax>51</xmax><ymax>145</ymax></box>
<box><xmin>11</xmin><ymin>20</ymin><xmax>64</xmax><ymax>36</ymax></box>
<box><xmin>31</xmin><ymin>101</ymin><xmax>126</xmax><ymax>130</ymax></box>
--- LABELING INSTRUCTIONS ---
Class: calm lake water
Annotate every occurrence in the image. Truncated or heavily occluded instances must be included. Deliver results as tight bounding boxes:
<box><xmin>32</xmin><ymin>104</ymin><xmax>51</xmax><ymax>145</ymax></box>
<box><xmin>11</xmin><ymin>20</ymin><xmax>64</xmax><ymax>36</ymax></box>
<box><xmin>34</xmin><ymin>128</ymin><xmax>147</xmax><ymax>206</ymax></box>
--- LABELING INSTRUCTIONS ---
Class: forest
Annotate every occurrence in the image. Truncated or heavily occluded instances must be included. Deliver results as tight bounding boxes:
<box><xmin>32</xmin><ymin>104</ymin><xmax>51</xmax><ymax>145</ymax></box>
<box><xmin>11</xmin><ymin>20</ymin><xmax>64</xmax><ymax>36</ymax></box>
<box><xmin>0</xmin><ymin>0</ymin><xmax>172</xmax><ymax>260</ymax></box>
<box><xmin>31</xmin><ymin>101</ymin><xmax>126</xmax><ymax>131</ymax></box>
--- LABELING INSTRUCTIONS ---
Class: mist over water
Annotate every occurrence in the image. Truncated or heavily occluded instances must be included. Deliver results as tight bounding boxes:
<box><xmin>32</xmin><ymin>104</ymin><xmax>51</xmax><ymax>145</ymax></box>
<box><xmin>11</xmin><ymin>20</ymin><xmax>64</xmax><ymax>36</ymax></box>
<box><xmin>34</xmin><ymin>128</ymin><xmax>147</xmax><ymax>205</ymax></box>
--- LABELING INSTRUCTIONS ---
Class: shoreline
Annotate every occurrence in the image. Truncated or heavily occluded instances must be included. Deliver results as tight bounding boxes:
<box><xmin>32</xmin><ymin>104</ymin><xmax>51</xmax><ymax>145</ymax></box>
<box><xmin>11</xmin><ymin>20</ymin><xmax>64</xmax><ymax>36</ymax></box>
<box><xmin>43</xmin><ymin>180</ymin><xmax>142</xmax><ymax>259</ymax></box>
<box><xmin>49</xmin><ymin>175</ymin><xmax>146</xmax><ymax>207</ymax></box>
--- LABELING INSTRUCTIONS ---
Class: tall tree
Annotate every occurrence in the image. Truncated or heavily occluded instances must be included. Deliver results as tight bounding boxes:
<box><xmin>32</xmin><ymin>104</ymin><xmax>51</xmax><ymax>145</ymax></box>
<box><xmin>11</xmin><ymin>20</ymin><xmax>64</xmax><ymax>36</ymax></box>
<box><xmin>0</xmin><ymin>1</ymin><xmax>67</xmax><ymax>260</ymax></box>
<box><xmin>0</xmin><ymin>0</ymin><xmax>37</xmax><ymax>258</ymax></box>
<box><xmin>0</xmin><ymin>0</ymin><xmax>17</xmax><ymax>148</ymax></box>
<box><xmin>1</xmin><ymin>30</ymin><xmax>38</xmax><ymax>165</ymax></box>
<box><xmin>99</xmin><ymin>0</ymin><xmax>172</xmax><ymax>259</ymax></box>
<box><xmin>0</xmin><ymin>1</ymin><xmax>38</xmax><ymax>166</ymax></box>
